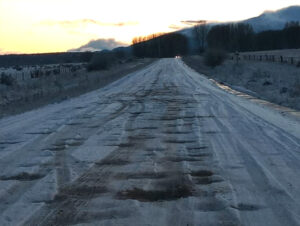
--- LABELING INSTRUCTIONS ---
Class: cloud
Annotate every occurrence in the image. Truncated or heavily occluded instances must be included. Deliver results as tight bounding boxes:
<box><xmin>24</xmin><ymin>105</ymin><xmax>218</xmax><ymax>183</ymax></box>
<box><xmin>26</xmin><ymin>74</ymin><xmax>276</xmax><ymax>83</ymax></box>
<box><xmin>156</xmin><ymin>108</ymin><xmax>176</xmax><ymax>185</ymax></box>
<box><xmin>168</xmin><ymin>24</ymin><xmax>186</xmax><ymax>30</ymax></box>
<box><xmin>168</xmin><ymin>20</ymin><xmax>208</xmax><ymax>30</ymax></box>
<box><xmin>42</xmin><ymin>19</ymin><xmax>138</xmax><ymax>28</ymax></box>
<box><xmin>68</xmin><ymin>38</ymin><xmax>127</xmax><ymax>52</ymax></box>
<box><xmin>181</xmin><ymin>20</ymin><xmax>207</xmax><ymax>26</ymax></box>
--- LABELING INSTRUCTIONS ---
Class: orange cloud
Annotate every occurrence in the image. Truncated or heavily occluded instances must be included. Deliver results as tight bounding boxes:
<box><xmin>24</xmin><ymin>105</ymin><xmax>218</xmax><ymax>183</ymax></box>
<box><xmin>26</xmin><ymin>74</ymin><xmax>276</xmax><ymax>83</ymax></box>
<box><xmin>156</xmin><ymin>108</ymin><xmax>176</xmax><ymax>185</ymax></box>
<box><xmin>41</xmin><ymin>19</ymin><xmax>139</xmax><ymax>27</ymax></box>
<box><xmin>168</xmin><ymin>24</ymin><xmax>187</xmax><ymax>30</ymax></box>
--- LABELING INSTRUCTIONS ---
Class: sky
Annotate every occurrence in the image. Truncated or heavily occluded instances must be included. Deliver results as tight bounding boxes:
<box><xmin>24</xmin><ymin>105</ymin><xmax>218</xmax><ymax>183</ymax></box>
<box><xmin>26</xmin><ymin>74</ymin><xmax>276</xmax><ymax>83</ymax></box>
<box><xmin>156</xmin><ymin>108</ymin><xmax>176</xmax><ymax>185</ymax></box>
<box><xmin>0</xmin><ymin>0</ymin><xmax>299</xmax><ymax>54</ymax></box>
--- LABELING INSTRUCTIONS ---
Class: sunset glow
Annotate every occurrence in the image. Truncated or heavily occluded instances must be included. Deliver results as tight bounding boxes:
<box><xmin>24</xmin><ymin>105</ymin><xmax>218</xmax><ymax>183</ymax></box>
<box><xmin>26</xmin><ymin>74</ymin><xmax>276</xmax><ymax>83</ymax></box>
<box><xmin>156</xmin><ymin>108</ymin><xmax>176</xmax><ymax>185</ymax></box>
<box><xmin>0</xmin><ymin>0</ymin><xmax>299</xmax><ymax>54</ymax></box>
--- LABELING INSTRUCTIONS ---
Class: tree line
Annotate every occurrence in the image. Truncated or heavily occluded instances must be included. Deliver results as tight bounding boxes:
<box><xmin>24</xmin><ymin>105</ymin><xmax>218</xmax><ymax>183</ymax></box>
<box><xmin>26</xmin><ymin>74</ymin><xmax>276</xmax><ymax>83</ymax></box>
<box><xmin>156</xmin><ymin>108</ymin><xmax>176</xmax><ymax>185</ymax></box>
<box><xmin>0</xmin><ymin>52</ymin><xmax>94</xmax><ymax>68</ymax></box>
<box><xmin>131</xmin><ymin>33</ymin><xmax>188</xmax><ymax>57</ymax></box>
<box><xmin>195</xmin><ymin>21</ymin><xmax>300</xmax><ymax>53</ymax></box>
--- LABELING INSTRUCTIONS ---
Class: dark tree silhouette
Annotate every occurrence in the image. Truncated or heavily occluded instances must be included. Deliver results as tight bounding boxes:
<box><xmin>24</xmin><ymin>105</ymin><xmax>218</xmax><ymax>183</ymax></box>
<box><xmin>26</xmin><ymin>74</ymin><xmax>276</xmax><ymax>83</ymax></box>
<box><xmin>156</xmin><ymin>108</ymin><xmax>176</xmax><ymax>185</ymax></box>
<box><xmin>193</xmin><ymin>21</ymin><xmax>209</xmax><ymax>53</ymax></box>
<box><xmin>132</xmin><ymin>33</ymin><xmax>188</xmax><ymax>58</ymax></box>
<box><xmin>206</xmin><ymin>23</ymin><xmax>254</xmax><ymax>52</ymax></box>
<box><xmin>206</xmin><ymin>22</ymin><xmax>300</xmax><ymax>52</ymax></box>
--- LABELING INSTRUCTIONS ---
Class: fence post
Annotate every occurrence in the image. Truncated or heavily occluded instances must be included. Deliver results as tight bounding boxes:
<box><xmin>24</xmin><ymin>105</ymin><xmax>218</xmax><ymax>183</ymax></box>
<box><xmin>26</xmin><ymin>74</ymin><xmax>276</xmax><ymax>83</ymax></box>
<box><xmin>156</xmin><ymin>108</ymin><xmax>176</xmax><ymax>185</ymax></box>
<box><xmin>291</xmin><ymin>57</ymin><xmax>294</xmax><ymax>65</ymax></box>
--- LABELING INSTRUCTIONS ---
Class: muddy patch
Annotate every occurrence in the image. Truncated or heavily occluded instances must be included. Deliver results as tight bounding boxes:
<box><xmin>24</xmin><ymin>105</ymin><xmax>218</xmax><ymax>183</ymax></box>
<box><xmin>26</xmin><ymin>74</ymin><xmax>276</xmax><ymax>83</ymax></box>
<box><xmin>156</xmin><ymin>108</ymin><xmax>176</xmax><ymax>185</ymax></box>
<box><xmin>117</xmin><ymin>184</ymin><xmax>193</xmax><ymax>202</ymax></box>
<box><xmin>85</xmin><ymin>125</ymin><xmax>101</xmax><ymax>129</ymax></box>
<box><xmin>118</xmin><ymin>142</ymin><xmax>135</xmax><ymax>148</ymax></box>
<box><xmin>196</xmin><ymin>115</ymin><xmax>215</xmax><ymax>119</ymax></box>
<box><xmin>136</xmin><ymin>126</ymin><xmax>158</xmax><ymax>130</ymax></box>
<box><xmin>165</xmin><ymin>156</ymin><xmax>203</xmax><ymax>162</ymax></box>
<box><xmin>129</xmin><ymin>111</ymin><xmax>151</xmax><ymax>115</ymax></box>
<box><xmin>25</xmin><ymin>131</ymin><xmax>52</xmax><ymax>135</ymax></box>
<box><xmin>65</xmin><ymin>122</ymin><xmax>83</xmax><ymax>126</ymax></box>
<box><xmin>230</xmin><ymin>203</ymin><xmax>263</xmax><ymax>211</ymax></box>
<box><xmin>186</xmin><ymin>146</ymin><xmax>208</xmax><ymax>151</ymax></box>
<box><xmin>160</xmin><ymin>116</ymin><xmax>180</xmax><ymax>121</ymax></box>
<box><xmin>96</xmin><ymin>158</ymin><xmax>130</xmax><ymax>166</ymax></box>
<box><xmin>188</xmin><ymin>153</ymin><xmax>211</xmax><ymax>157</ymax></box>
<box><xmin>127</xmin><ymin>134</ymin><xmax>156</xmax><ymax>140</ymax></box>
<box><xmin>194</xmin><ymin>176</ymin><xmax>223</xmax><ymax>185</ymax></box>
<box><xmin>115</xmin><ymin>172</ymin><xmax>167</xmax><ymax>180</ymax></box>
<box><xmin>49</xmin><ymin>145</ymin><xmax>66</xmax><ymax>151</ymax></box>
<box><xmin>0</xmin><ymin>172</ymin><xmax>45</xmax><ymax>181</ymax></box>
<box><xmin>54</xmin><ymin>185</ymin><xmax>108</xmax><ymax>201</ymax></box>
<box><xmin>164</xmin><ymin>139</ymin><xmax>196</xmax><ymax>144</ymax></box>
<box><xmin>163</xmin><ymin>131</ymin><xmax>191</xmax><ymax>135</ymax></box>
<box><xmin>0</xmin><ymin>140</ymin><xmax>23</xmax><ymax>145</ymax></box>
<box><xmin>190</xmin><ymin>170</ymin><xmax>213</xmax><ymax>177</ymax></box>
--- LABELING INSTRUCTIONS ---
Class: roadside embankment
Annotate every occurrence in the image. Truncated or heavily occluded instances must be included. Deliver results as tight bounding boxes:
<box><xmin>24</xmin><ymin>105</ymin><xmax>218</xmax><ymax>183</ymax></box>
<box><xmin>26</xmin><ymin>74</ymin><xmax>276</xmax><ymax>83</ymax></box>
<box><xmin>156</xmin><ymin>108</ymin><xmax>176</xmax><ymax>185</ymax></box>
<box><xmin>183</xmin><ymin>55</ymin><xmax>300</xmax><ymax>110</ymax></box>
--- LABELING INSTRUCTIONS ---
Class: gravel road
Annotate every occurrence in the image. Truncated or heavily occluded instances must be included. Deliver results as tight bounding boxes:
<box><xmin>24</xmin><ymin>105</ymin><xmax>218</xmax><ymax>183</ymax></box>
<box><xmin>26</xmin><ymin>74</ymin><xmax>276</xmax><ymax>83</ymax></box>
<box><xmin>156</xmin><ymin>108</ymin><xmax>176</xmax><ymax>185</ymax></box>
<box><xmin>0</xmin><ymin>58</ymin><xmax>299</xmax><ymax>226</ymax></box>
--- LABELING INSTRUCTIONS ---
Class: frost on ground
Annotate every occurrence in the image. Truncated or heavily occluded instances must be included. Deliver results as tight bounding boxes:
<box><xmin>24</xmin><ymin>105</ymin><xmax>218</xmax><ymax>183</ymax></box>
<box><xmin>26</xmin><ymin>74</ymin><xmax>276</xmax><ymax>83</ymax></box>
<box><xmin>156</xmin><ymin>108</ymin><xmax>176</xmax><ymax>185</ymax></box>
<box><xmin>184</xmin><ymin>55</ymin><xmax>300</xmax><ymax>110</ymax></box>
<box><xmin>0</xmin><ymin>59</ymin><xmax>299</xmax><ymax>226</ymax></box>
<box><xmin>0</xmin><ymin>58</ymin><xmax>153</xmax><ymax>118</ymax></box>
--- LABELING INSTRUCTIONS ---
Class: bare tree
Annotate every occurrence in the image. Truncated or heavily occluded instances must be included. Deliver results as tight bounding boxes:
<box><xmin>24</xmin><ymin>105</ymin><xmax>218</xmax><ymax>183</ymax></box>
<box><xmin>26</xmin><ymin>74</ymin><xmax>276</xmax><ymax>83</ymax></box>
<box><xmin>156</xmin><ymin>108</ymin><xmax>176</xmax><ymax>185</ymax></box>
<box><xmin>193</xmin><ymin>21</ymin><xmax>208</xmax><ymax>53</ymax></box>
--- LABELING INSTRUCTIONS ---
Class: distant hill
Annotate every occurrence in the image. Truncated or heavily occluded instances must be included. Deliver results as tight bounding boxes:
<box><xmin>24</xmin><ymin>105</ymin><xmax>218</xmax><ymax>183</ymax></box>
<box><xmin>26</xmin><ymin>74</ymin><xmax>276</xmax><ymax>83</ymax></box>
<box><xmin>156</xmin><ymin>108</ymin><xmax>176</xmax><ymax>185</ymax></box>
<box><xmin>179</xmin><ymin>5</ymin><xmax>300</xmax><ymax>38</ymax></box>
<box><xmin>177</xmin><ymin>5</ymin><xmax>300</xmax><ymax>53</ymax></box>
<box><xmin>244</xmin><ymin>6</ymin><xmax>300</xmax><ymax>32</ymax></box>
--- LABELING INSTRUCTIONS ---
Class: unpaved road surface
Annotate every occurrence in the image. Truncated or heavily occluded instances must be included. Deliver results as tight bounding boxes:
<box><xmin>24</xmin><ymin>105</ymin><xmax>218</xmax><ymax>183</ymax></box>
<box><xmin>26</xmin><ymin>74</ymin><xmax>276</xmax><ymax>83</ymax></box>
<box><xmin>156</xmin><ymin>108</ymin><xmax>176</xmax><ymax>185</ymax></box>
<box><xmin>0</xmin><ymin>59</ymin><xmax>300</xmax><ymax>226</ymax></box>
